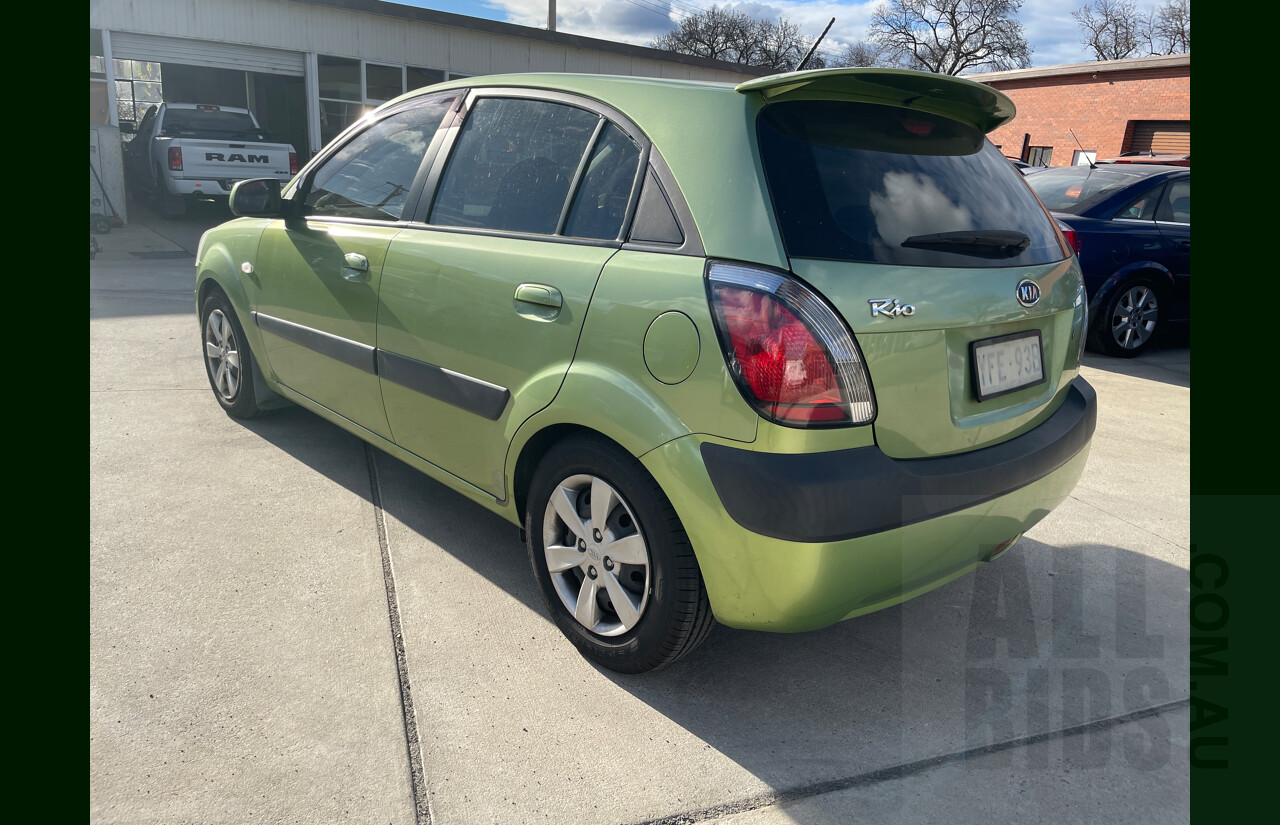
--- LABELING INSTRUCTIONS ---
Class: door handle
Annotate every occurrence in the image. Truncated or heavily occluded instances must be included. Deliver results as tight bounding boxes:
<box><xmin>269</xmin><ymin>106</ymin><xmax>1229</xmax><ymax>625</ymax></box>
<box><xmin>514</xmin><ymin>283</ymin><xmax>563</xmax><ymax>309</ymax></box>
<box><xmin>1176</xmin><ymin>239</ymin><xmax>1190</xmax><ymax>250</ymax></box>
<box><xmin>341</xmin><ymin>252</ymin><xmax>370</xmax><ymax>281</ymax></box>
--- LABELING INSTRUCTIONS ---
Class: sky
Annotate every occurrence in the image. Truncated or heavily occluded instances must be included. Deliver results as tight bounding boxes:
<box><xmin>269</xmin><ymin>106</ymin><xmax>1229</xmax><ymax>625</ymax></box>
<box><xmin>399</xmin><ymin>0</ymin><xmax>1177</xmax><ymax>70</ymax></box>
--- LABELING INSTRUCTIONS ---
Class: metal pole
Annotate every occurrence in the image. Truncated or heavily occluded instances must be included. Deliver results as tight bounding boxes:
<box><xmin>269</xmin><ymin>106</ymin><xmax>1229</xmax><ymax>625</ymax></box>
<box><xmin>795</xmin><ymin>17</ymin><xmax>835</xmax><ymax>71</ymax></box>
<box><xmin>548</xmin><ymin>0</ymin><xmax>556</xmax><ymax>31</ymax></box>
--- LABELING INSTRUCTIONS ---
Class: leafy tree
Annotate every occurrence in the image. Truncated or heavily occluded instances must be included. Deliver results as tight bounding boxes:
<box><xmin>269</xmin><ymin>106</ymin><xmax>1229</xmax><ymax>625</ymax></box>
<box><xmin>868</xmin><ymin>0</ymin><xmax>1032</xmax><ymax>75</ymax></box>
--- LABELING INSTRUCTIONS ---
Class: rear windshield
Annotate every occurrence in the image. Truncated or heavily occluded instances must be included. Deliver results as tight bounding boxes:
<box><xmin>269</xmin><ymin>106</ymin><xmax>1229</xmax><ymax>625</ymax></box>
<box><xmin>1025</xmin><ymin>166</ymin><xmax>1161</xmax><ymax>215</ymax></box>
<box><xmin>757</xmin><ymin>100</ymin><xmax>1065</xmax><ymax>267</ymax></box>
<box><xmin>160</xmin><ymin>108</ymin><xmax>266</xmax><ymax>141</ymax></box>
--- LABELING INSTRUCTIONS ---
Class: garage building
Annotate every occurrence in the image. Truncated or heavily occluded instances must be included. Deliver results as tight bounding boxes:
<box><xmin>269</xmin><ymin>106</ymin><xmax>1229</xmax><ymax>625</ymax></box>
<box><xmin>90</xmin><ymin>0</ymin><xmax>762</xmax><ymax>165</ymax></box>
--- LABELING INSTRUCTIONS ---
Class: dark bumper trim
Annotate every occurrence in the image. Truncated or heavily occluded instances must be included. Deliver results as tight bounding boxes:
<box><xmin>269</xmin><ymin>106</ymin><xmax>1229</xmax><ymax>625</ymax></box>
<box><xmin>701</xmin><ymin>377</ymin><xmax>1097</xmax><ymax>542</ymax></box>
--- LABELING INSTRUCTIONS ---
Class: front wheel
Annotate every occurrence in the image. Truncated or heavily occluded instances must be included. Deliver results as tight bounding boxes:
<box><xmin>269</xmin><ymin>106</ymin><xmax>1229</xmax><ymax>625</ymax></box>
<box><xmin>200</xmin><ymin>290</ymin><xmax>262</xmax><ymax>419</ymax></box>
<box><xmin>526</xmin><ymin>435</ymin><xmax>713</xmax><ymax>673</ymax></box>
<box><xmin>1089</xmin><ymin>276</ymin><xmax>1163</xmax><ymax>357</ymax></box>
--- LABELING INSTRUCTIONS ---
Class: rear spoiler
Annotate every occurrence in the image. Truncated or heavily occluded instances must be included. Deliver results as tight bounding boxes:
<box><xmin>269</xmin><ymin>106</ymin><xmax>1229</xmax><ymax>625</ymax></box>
<box><xmin>736</xmin><ymin>68</ymin><xmax>1016</xmax><ymax>134</ymax></box>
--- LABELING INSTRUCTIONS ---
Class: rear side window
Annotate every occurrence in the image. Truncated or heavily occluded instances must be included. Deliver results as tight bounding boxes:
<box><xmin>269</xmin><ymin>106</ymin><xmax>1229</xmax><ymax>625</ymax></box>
<box><xmin>564</xmin><ymin>122</ymin><xmax>641</xmax><ymax>240</ymax></box>
<box><xmin>1156</xmin><ymin>178</ymin><xmax>1190</xmax><ymax>223</ymax></box>
<box><xmin>757</xmin><ymin>100</ymin><xmax>1064</xmax><ymax>267</ymax></box>
<box><xmin>430</xmin><ymin>98</ymin><xmax>599</xmax><ymax>235</ymax></box>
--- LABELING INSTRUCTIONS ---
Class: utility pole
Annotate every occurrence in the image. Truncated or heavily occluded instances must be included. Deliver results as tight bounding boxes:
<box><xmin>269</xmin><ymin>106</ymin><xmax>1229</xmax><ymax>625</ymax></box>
<box><xmin>548</xmin><ymin>0</ymin><xmax>556</xmax><ymax>32</ymax></box>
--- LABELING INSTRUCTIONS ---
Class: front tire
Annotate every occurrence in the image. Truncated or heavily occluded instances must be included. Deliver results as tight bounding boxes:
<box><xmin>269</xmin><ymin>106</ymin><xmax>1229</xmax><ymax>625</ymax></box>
<box><xmin>200</xmin><ymin>290</ymin><xmax>262</xmax><ymax>419</ymax></box>
<box><xmin>1089</xmin><ymin>276</ymin><xmax>1163</xmax><ymax>357</ymax></box>
<box><xmin>526</xmin><ymin>434</ymin><xmax>713</xmax><ymax>673</ymax></box>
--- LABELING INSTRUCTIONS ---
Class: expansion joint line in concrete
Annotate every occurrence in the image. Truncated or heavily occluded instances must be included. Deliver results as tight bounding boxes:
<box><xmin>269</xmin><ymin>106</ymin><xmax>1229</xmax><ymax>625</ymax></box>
<box><xmin>631</xmin><ymin>697</ymin><xmax>1191</xmax><ymax>825</ymax></box>
<box><xmin>366</xmin><ymin>443</ymin><xmax>432</xmax><ymax>825</ymax></box>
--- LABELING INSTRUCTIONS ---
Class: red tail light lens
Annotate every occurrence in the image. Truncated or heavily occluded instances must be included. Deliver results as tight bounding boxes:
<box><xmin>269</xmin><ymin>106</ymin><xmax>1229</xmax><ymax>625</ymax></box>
<box><xmin>288</xmin><ymin>152</ymin><xmax>298</xmax><ymax>176</ymax></box>
<box><xmin>168</xmin><ymin>146</ymin><xmax>183</xmax><ymax>171</ymax></box>
<box><xmin>1061</xmin><ymin>226</ymin><xmax>1081</xmax><ymax>255</ymax></box>
<box><xmin>707</xmin><ymin>262</ymin><xmax>875</xmax><ymax>427</ymax></box>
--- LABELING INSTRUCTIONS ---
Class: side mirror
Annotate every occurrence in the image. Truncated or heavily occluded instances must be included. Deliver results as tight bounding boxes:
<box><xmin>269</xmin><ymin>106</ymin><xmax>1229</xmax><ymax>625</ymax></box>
<box><xmin>230</xmin><ymin>178</ymin><xmax>284</xmax><ymax>218</ymax></box>
<box><xmin>118</xmin><ymin>121</ymin><xmax>137</xmax><ymax>134</ymax></box>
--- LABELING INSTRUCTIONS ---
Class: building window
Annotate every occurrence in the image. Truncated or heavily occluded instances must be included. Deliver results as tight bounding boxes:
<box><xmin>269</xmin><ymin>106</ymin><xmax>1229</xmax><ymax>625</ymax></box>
<box><xmin>1072</xmin><ymin>150</ymin><xmax>1097</xmax><ymax>166</ymax></box>
<box><xmin>407</xmin><ymin>66</ymin><xmax>446</xmax><ymax>91</ymax></box>
<box><xmin>1028</xmin><ymin>146</ymin><xmax>1053</xmax><ymax>167</ymax></box>
<box><xmin>114</xmin><ymin>59</ymin><xmax>163</xmax><ymax>136</ymax></box>
<box><xmin>91</xmin><ymin>30</ymin><xmax>106</xmax><ymax>78</ymax></box>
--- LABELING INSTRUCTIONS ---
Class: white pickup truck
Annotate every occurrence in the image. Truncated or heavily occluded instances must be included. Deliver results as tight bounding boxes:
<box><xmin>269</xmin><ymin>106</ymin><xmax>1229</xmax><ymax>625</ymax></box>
<box><xmin>122</xmin><ymin>103</ymin><xmax>297</xmax><ymax>217</ymax></box>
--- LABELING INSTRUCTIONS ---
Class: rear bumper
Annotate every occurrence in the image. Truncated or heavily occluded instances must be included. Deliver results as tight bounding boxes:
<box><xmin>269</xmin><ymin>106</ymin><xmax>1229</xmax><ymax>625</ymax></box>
<box><xmin>702</xmin><ymin>377</ymin><xmax>1096</xmax><ymax>542</ymax></box>
<box><xmin>164</xmin><ymin>176</ymin><xmax>290</xmax><ymax>197</ymax></box>
<box><xmin>640</xmin><ymin>378</ymin><xmax>1096</xmax><ymax>631</ymax></box>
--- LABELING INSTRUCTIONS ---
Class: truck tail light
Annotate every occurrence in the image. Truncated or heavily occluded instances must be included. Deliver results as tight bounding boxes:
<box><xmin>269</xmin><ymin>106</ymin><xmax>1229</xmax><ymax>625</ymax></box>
<box><xmin>707</xmin><ymin>261</ymin><xmax>875</xmax><ymax>427</ymax></box>
<box><xmin>168</xmin><ymin>146</ymin><xmax>183</xmax><ymax>171</ymax></box>
<box><xmin>288</xmin><ymin>152</ymin><xmax>298</xmax><ymax>176</ymax></box>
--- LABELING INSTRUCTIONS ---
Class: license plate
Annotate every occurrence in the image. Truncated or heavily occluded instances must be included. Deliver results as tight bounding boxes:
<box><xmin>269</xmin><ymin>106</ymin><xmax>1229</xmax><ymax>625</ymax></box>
<box><xmin>971</xmin><ymin>330</ymin><xmax>1045</xmax><ymax>401</ymax></box>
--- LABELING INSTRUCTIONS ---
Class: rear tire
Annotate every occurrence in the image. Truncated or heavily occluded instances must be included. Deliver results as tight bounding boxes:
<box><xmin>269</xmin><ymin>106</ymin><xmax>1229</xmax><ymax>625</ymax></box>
<box><xmin>526</xmin><ymin>434</ymin><xmax>714</xmax><ymax>673</ymax></box>
<box><xmin>1089</xmin><ymin>276</ymin><xmax>1163</xmax><ymax>357</ymax></box>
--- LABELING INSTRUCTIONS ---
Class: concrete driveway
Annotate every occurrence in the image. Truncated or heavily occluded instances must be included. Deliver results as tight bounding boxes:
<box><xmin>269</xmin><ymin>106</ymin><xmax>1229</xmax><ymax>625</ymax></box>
<box><xmin>90</xmin><ymin>210</ymin><xmax>1189</xmax><ymax>824</ymax></box>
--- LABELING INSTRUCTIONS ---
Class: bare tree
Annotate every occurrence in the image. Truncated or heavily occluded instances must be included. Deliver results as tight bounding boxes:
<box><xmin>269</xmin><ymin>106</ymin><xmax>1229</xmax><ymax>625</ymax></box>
<box><xmin>651</xmin><ymin>6</ymin><xmax>755</xmax><ymax>64</ymax></box>
<box><xmin>868</xmin><ymin>0</ymin><xmax>1032</xmax><ymax>75</ymax></box>
<box><xmin>1149</xmin><ymin>0</ymin><xmax>1190</xmax><ymax>54</ymax></box>
<box><xmin>831</xmin><ymin>42</ymin><xmax>889</xmax><ymax>68</ymax></box>
<box><xmin>650</xmin><ymin>6</ymin><xmax>818</xmax><ymax>72</ymax></box>
<box><xmin>1073</xmin><ymin>0</ymin><xmax>1143</xmax><ymax>60</ymax></box>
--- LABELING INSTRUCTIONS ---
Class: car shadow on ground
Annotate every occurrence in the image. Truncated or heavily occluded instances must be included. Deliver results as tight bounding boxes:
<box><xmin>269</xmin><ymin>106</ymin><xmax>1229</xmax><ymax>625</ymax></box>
<box><xmin>1080</xmin><ymin>326</ymin><xmax>1189</xmax><ymax>389</ymax></box>
<box><xmin>233</xmin><ymin>404</ymin><xmax>1189</xmax><ymax>821</ymax></box>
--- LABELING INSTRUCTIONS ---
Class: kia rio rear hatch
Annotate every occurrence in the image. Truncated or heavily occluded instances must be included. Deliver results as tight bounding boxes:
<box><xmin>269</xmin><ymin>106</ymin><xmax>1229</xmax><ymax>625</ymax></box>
<box><xmin>744</xmin><ymin>72</ymin><xmax>1082</xmax><ymax>458</ymax></box>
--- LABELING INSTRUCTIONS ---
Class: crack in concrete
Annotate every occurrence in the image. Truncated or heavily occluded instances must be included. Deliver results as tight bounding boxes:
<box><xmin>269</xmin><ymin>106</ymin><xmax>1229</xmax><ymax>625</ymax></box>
<box><xmin>366</xmin><ymin>443</ymin><xmax>432</xmax><ymax>825</ymax></box>
<box><xmin>629</xmin><ymin>697</ymin><xmax>1190</xmax><ymax>825</ymax></box>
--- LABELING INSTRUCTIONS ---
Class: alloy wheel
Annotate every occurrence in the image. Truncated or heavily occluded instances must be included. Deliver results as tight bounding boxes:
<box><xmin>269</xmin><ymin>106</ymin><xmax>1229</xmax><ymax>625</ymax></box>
<box><xmin>204</xmin><ymin>309</ymin><xmax>242</xmax><ymax>400</ymax></box>
<box><xmin>1110</xmin><ymin>284</ymin><xmax>1159</xmax><ymax>350</ymax></box>
<box><xmin>542</xmin><ymin>474</ymin><xmax>651</xmax><ymax>636</ymax></box>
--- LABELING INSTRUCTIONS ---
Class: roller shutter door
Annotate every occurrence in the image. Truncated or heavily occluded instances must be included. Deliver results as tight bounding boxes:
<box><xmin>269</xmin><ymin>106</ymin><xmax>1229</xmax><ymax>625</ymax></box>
<box><xmin>1126</xmin><ymin>121</ymin><xmax>1190</xmax><ymax>154</ymax></box>
<box><xmin>111</xmin><ymin>32</ymin><xmax>304</xmax><ymax>76</ymax></box>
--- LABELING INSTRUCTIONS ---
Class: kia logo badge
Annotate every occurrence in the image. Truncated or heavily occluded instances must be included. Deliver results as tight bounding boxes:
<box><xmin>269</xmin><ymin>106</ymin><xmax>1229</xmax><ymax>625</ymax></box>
<box><xmin>1016</xmin><ymin>279</ymin><xmax>1041</xmax><ymax>308</ymax></box>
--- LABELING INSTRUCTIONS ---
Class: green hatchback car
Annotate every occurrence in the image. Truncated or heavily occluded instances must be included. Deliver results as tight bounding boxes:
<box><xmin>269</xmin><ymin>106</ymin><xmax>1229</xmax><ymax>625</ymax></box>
<box><xmin>197</xmin><ymin>68</ymin><xmax>1095</xmax><ymax>673</ymax></box>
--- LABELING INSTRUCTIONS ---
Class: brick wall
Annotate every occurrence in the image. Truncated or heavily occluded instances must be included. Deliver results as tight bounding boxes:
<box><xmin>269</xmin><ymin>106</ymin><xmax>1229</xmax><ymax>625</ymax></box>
<box><xmin>984</xmin><ymin>67</ymin><xmax>1190</xmax><ymax>165</ymax></box>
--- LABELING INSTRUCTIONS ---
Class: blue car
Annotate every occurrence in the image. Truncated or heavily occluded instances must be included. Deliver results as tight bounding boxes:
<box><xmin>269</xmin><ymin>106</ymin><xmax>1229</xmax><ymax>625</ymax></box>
<box><xmin>1027</xmin><ymin>164</ymin><xmax>1190</xmax><ymax>356</ymax></box>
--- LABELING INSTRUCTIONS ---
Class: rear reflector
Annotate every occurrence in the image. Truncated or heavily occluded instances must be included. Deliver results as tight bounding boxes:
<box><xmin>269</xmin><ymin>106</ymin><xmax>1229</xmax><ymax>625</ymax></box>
<box><xmin>707</xmin><ymin>261</ymin><xmax>875</xmax><ymax>427</ymax></box>
<box><xmin>168</xmin><ymin>146</ymin><xmax>183</xmax><ymax>171</ymax></box>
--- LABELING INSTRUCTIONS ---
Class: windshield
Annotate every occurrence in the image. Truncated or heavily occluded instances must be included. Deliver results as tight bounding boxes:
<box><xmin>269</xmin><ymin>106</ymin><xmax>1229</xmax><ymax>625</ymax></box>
<box><xmin>757</xmin><ymin>100</ymin><xmax>1066</xmax><ymax>267</ymax></box>
<box><xmin>161</xmin><ymin>108</ymin><xmax>266</xmax><ymax>141</ymax></box>
<box><xmin>1025</xmin><ymin>166</ymin><xmax>1158</xmax><ymax>215</ymax></box>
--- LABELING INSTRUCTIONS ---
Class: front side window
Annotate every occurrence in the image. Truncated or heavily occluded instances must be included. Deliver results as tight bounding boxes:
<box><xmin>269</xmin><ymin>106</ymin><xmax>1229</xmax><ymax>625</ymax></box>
<box><xmin>758</xmin><ymin>100</ymin><xmax>1065</xmax><ymax>267</ymax></box>
<box><xmin>429</xmin><ymin>98</ymin><xmax>599</xmax><ymax>235</ymax></box>
<box><xmin>304</xmin><ymin>97</ymin><xmax>455</xmax><ymax>222</ymax></box>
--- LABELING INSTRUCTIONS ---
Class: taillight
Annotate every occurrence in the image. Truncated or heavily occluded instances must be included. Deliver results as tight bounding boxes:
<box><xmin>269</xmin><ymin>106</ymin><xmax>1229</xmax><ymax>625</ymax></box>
<box><xmin>707</xmin><ymin>261</ymin><xmax>875</xmax><ymax>427</ymax></box>
<box><xmin>288</xmin><ymin>152</ymin><xmax>298</xmax><ymax>176</ymax></box>
<box><xmin>168</xmin><ymin>146</ymin><xmax>183</xmax><ymax>171</ymax></box>
<box><xmin>1061</xmin><ymin>226</ymin><xmax>1081</xmax><ymax>255</ymax></box>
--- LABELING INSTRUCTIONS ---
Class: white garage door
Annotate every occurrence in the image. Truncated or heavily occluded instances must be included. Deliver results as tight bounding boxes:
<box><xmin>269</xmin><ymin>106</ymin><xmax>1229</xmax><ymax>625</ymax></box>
<box><xmin>111</xmin><ymin>32</ymin><xmax>304</xmax><ymax>76</ymax></box>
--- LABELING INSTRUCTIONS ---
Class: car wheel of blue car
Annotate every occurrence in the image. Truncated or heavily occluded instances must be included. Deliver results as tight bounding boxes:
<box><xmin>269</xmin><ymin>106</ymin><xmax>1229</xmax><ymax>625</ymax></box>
<box><xmin>1090</xmin><ymin>276</ymin><xmax>1163</xmax><ymax>357</ymax></box>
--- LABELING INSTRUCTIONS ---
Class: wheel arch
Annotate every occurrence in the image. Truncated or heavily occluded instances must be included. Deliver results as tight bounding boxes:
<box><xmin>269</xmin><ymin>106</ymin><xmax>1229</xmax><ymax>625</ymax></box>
<box><xmin>1088</xmin><ymin>261</ymin><xmax>1174</xmax><ymax>314</ymax></box>
<box><xmin>506</xmin><ymin>363</ymin><xmax>694</xmax><ymax>522</ymax></box>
